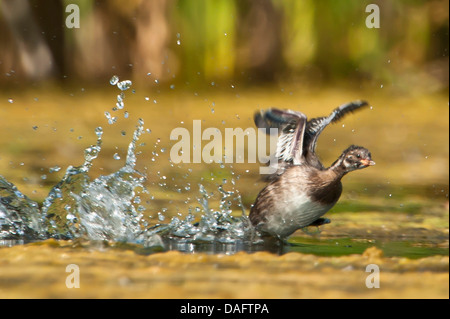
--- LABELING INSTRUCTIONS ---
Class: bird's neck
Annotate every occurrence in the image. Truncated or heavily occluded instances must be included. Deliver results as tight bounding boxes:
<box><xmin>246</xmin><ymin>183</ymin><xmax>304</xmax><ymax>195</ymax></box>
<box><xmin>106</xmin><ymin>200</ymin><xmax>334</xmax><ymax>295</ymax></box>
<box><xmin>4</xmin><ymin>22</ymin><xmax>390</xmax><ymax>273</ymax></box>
<box><xmin>328</xmin><ymin>156</ymin><xmax>348</xmax><ymax>178</ymax></box>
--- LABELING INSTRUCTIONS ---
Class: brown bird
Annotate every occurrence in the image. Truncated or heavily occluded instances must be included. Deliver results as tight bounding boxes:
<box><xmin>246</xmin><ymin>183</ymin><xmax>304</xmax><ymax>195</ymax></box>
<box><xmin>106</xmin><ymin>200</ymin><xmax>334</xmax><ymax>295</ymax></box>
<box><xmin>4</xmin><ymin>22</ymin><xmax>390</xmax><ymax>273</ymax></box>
<box><xmin>250</xmin><ymin>101</ymin><xmax>375</xmax><ymax>239</ymax></box>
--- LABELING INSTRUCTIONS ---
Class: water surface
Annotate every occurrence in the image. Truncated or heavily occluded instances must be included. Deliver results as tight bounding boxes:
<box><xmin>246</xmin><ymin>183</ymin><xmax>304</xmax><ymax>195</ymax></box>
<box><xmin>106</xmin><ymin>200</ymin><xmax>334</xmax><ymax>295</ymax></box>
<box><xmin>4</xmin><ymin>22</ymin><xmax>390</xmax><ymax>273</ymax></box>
<box><xmin>0</xmin><ymin>84</ymin><xmax>448</xmax><ymax>298</ymax></box>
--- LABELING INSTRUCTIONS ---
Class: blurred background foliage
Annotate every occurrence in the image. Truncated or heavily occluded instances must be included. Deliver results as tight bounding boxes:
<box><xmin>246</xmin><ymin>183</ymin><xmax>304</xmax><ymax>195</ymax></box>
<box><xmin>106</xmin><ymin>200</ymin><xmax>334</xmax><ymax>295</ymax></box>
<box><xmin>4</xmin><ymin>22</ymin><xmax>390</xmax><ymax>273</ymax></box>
<box><xmin>0</xmin><ymin>0</ymin><xmax>448</xmax><ymax>91</ymax></box>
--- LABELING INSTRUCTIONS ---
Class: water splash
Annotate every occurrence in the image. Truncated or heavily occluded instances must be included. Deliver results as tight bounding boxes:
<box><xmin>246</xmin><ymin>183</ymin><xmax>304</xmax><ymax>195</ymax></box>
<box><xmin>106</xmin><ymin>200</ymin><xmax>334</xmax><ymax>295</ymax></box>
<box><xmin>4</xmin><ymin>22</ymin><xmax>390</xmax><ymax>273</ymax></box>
<box><xmin>40</xmin><ymin>119</ymin><xmax>149</xmax><ymax>242</ymax></box>
<box><xmin>0</xmin><ymin>77</ymin><xmax>264</xmax><ymax>251</ymax></box>
<box><xmin>0</xmin><ymin>175</ymin><xmax>45</xmax><ymax>240</ymax></box>
<box><xmin>149</xmin><ymin>183</ymin><xmax>254</xmax><ymax>247</ymax></box>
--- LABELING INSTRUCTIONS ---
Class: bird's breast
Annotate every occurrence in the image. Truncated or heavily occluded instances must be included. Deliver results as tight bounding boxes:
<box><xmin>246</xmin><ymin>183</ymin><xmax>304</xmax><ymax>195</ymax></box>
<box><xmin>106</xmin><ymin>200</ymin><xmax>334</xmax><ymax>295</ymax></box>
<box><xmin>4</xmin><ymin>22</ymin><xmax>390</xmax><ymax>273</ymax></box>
<box><xmin>261</xmin><ymin>191</ymin><xmax>333</xmax><ymax>238</ymax></box>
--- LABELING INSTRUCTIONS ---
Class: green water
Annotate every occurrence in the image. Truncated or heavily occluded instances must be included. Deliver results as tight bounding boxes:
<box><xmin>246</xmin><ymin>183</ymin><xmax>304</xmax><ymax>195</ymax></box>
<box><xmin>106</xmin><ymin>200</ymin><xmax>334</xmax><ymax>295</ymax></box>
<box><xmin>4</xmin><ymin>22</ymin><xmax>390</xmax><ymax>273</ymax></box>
<box><xmin>287</xmin><ymin>236</ymin><xmax>448</xmax><ymax>259</ymax></box>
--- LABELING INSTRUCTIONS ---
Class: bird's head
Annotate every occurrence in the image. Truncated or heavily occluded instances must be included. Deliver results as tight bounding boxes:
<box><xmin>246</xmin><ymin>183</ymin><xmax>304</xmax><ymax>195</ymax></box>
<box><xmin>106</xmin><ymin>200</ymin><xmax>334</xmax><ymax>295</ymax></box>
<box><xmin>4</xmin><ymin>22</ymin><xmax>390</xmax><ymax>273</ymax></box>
<box><xmin>340</xmin><ymin>145</ymin><xmax>375</xmax><ymax>172</ymax></box>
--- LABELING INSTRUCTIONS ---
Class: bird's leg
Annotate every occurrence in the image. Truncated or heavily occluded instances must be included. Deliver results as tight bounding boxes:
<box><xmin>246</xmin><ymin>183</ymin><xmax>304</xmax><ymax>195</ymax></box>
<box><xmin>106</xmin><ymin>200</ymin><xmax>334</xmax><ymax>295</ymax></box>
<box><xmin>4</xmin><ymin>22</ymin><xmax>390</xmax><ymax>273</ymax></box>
<box><xmin>308</xmin><ymin>217</ymin><xmax>331</xmax><ymax>227</ymax></box>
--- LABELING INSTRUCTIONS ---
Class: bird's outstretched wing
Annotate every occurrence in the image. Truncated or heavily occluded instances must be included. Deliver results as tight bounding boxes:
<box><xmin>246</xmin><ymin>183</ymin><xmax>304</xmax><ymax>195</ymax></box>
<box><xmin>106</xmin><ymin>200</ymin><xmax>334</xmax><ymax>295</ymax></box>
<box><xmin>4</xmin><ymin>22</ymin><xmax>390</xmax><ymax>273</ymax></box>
<box><xmin>304</xmin><ymin>100</ymin><xmax>369</xmax><ymax>156</ymax></box>
<box><xmin>254</xmin><ymin>100</ymin><xmax>369</xmax><ymax>176</ymax></box>
<box><xmin>254</xmin><ymin>108</ymin><xmax>307</xmax><ymax>165</ymax></box>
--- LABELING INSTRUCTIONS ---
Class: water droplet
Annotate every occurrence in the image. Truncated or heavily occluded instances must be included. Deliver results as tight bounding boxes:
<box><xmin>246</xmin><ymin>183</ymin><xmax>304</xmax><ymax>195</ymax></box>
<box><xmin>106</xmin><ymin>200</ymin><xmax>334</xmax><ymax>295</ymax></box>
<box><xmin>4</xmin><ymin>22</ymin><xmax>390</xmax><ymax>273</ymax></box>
<box><xmin>124</xmin><ymin>111</ymin><xmax>129</xmax><ymax>118</ymax></box>
<box><xmin>110</xmin><ymin>75</ymin><xmax>119</xmax><ymax>85</ymax></box>
<box><xmin>8</xmin><ymin>98</ymin><xmax>13</xmax><ymax>103</ymax></box>
<box><xmin>32</xmin><ymin>126</ymin><xmax>38</xmax><ymax>130</ymax></box>
<box><xmin>95</xmin><ymin>127</ymin><xmax>103</xmax><ymax>138</ymax></box>
<box><xmin>145</xmin><ymin>96</ymin><xmax>149</xmax><ymax>101</ymax></box>
<box><xmin>104</xmin><ymin>112</ymin><xmax>117</xmax><ymax>124</ymax></box>
<box><xmin>176</xmin><ymin>39</ymin><xmax>181</xmax><ymax>45</ymax></box>
<box><xmin>113</xmin><ymin>153</ymin><xmax>121</xmax><ymax>160</ymax></box>
<box><xmin>49</xmin><ymin>166</ymin><xmax>61</xmax><ymax>173</ymax></box>
<box><xmin>117</xmin><ymin>80</ymin><xmax>132</xmax><ymax>91</ymax></box>
<box><xmin>380</xmin><ymin>84</ymin><xmax>384</xmax><ymax>88</ymax></box>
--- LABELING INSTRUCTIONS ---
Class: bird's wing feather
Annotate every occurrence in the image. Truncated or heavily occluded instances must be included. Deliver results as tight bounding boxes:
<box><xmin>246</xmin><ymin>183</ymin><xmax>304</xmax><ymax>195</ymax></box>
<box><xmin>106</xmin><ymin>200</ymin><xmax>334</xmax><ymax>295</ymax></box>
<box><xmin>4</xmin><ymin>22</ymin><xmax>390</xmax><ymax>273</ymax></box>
<box><xmin>304</xmin><ymin>100</ymin><xmax>369</xmax><ymax>154</ymax></box>
<box><xmin>254</xmin><ymin>108</ymin><xmax>307</xmax><ymax>164</ymax></box>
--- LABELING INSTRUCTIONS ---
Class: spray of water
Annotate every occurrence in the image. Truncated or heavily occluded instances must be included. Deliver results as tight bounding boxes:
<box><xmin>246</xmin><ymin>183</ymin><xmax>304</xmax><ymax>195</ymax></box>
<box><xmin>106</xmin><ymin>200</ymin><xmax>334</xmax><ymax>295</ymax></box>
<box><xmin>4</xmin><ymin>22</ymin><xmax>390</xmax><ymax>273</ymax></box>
<box><xmin>40</xmin><ymin>120</ymin><xmax>147</xmax><ymax>242</ymax></box>
<box><xmin>0</xmin><ymin>175</ymin><xmax>45</xmax><ymax>240</ymax></box>
<box><xmin>0</xmin><ymin>76</ymin><xmax>260</xmax><ymax>251</ymax></box>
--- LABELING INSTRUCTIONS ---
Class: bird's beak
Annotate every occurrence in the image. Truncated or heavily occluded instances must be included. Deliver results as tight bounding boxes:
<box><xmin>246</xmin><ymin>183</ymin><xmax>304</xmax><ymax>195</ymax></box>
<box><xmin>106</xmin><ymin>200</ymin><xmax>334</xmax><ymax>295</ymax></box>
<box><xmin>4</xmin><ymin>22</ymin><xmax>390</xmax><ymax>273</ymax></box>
<box><xmin>361</xmin><ymin>159</ymin><xmax>376</xmax><ymax>166</ymax></box>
